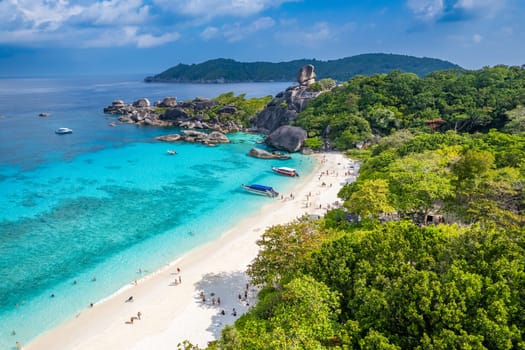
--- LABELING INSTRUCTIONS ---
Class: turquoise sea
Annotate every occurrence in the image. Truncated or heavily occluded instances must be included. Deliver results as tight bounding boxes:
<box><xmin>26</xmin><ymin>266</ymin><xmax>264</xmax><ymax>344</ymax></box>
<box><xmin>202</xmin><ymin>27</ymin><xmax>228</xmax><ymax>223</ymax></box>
<box><xmin>0</xmin><ymin>76</ymin><xmax>315</xmax><ymax>349</ymax></box>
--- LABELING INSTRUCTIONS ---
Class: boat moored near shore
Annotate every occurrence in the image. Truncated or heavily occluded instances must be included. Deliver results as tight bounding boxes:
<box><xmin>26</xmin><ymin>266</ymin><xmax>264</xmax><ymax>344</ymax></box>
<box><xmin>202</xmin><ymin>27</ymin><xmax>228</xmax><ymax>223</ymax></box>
<box><xmin>55</xmin><ymin>128</ymin><xmax>73</xmax><ymax>134</ymax></box>
<box><xmin>271</xmin><ymin>166</ymin><xmax>299</xmax><ymax>177</ymax></box>
<box><xmin>241</xmin><ymin>184</ymin><xmax>279</xmax><ymax>198</ymax></box>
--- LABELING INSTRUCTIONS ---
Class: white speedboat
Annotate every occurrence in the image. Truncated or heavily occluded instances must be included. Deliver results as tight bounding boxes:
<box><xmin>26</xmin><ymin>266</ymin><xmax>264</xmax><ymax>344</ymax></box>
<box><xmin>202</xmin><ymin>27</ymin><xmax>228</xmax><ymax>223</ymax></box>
<box><xmin>241</xmin><ymin>184</ymin><xmax>279</xmax><ymax>198</ymax></box>
<box><xmin>55</xmin><ymin>128</ymin><xmax>73</xmax><ymax>134</ymax></box>
<box><xmin>271</xmin><ymin>166</ymin><xmax>299</xmax><ymax>177</ymax></box>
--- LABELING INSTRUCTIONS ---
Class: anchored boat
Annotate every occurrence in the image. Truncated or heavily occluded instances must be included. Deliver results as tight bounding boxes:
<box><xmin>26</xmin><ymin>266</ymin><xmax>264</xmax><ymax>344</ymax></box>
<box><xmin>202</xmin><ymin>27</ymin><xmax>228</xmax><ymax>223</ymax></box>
<box><xmin>271</xmin><ymin>166</ymin><xmax>299</xmax><ymax>177</ymax></box>
<box><xmin>241</xmin><ymin>184</ymin><xmax>279</xmax><ymax>198</ymax></box>
<box><xmin>55</xmin><ymin>127</ymin><xmax>73</xmax><ymax>134</ymax></box>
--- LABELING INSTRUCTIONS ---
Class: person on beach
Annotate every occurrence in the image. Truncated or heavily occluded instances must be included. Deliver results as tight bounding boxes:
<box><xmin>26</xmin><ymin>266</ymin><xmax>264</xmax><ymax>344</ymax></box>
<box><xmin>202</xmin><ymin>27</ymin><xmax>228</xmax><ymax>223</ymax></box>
<box><xmin>217</xmin><ymin>297</ymin><xmax>221</xmax><ymax>305</ymax></box>
<box><xmin>137</xmin><ymin>311</ymin><xmax>142</xmax><ymax>320</ymax></box>
<box><xmin>179</xmin><ymin>275</ymin><xmax>181</xmax><ymax>284</ymax></box>
<box><xmin>130</xmin><ymin>316</ymin><xmax>134</xmax><ymax>325</ymax></box>
<box><xmin>16</xmin><ymin>341</ymin><xmax>22</xmax><ymax>349</ymax></box>
<box><xmin>126</xmin><ymin>296</ymin><xmax>134</xmax><ymax>302</ymax></box>
<box><xmin>177</xmin><ymin>267</ymin><xmax>181</xmax><ymax>273</ymax></box>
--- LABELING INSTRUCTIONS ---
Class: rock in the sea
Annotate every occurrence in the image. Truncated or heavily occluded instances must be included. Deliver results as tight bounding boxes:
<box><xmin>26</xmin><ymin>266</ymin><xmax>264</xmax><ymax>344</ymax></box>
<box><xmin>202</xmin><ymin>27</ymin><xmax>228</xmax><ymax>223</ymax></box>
<box><xmin>160</xmin><ymin>107</ymin><xmax>190</xmax><ymax>121</ymax></box>
<box><xmin>265</xmin><ymin>125</ymin><xmax>307</xmax><ymax>153</ymax></box>
<box><xmin>156</xmin><ymin>134</ymin><xmax>182</xmax><ymax>142</ymax></box>
<box><xmin>247</xmin><ymin>148</ymin><xmax>291</xmax><ymax>160</ymax></box>
<box><xmin>297</xmin><ymin>64</ymin><xmax>316</xmax><ymax>86</ymax></box>
<box><xmin>159</xmin><ymin>97</ymin><xmax>177</xmax><ymax>107</ymax></box>
<box><xmin>207</xmin><ymin>131</ymin><xmax>229</xmax><ymax>143</ymax></box>
<box><xmin>132</xmin><ymin>98</ymin><xmax>151</xmax><ymax>108</ymax></box>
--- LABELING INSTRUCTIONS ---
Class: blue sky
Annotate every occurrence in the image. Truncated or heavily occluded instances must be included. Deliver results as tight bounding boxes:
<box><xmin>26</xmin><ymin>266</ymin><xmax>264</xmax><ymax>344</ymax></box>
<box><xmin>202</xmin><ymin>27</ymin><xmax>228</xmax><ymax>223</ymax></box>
<box><xmin>0</xmin><ymin>0</ymin><xmax>523</xmax><ymax>76</ymax></box>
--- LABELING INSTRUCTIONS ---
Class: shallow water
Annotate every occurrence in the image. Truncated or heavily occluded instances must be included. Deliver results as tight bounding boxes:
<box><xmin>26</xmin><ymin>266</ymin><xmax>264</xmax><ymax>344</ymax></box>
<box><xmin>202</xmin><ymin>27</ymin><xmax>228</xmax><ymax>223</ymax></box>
<box><xmin>0</xmin><ymin>77</ymin><xmax>313</xmax><ymax>348</ymax></box>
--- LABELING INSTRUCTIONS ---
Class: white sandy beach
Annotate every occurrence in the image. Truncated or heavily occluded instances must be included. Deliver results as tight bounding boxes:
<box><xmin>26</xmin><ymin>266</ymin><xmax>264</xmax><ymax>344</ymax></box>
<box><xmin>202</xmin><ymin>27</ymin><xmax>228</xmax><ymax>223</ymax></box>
<box><xmin>25</xmin><ymin>152</ymin><xmax>356</xmax><ymax>350</ymax></box>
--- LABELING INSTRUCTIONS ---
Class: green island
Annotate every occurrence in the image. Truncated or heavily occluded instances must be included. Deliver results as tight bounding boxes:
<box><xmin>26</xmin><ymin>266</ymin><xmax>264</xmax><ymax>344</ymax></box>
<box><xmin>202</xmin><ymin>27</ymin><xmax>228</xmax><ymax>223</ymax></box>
<box><xmin>178</xmin><ymin>64</ymin><xmax>524</xmax><ymax>349</ymax></box>
<box><xmin>144</xmin><ymin>54</ymin><xmax>460</xmax><ymax>83</ymax></box>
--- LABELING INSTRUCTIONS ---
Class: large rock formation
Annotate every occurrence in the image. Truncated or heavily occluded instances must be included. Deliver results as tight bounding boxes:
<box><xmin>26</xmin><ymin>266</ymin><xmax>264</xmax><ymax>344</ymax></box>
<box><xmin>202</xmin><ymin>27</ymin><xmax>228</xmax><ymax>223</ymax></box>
<box><xmin>265</xmin><ymin>125</ymin><xmax>307</xmax><ymax>153</ymax></box>
<box><xmin>252</xmin><ymin>87</ymin><xmax>318</xmax><ymax>133</ymax></box>
<box><xmin>103</xmin><ymin>97</ymin><xmax>240</xmax><ymax>133</ymax></box>
<box><xmin>247</xmin><ymin>148</ymin><xmax>291</xmax><ymax>160</ymax></box>
<box><xmin>251</xmin><ymin>64</ymin><xmax>335</xmax><ymax>152</ymax></box>
<box><xmin>156</xmin><ymin>130</ymin><xmax>229</xmax><ymax>145</ymax></box>
<box><xmin>297</xmin><ymin>64</ymin><xmax>316</xmax><ymax>86</ymax></box>
<box><xmin>252</xmin><ymin>64</ymin><xmax>323</xmax><ymax>134</ymax></box>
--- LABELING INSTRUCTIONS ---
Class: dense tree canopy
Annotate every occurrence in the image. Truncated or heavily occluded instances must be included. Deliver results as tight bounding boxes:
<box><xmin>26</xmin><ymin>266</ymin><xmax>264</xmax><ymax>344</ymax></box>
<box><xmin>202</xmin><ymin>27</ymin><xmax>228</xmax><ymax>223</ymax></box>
<box><xmin>294</xmin><ymin>66</ymin><xmax>525</xmax><ymax>148</ymax></box>
<box><xmin>188</xmin><ymin>65</ymin><xmax>525</xmax><ymax>350</ymax></box>
<box><xmin>206</xmin><ymin>221</ymin><xmax>525</xmax><ymax>349</ymax></box>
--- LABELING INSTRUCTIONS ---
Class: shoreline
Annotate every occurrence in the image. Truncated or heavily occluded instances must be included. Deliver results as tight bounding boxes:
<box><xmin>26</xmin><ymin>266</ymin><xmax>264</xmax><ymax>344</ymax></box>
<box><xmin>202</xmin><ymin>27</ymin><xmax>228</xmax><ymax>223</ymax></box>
<box><xmin>25</xmin><ymin>152</ymin><xmax>354</xmax><ymax>350</ymax></box>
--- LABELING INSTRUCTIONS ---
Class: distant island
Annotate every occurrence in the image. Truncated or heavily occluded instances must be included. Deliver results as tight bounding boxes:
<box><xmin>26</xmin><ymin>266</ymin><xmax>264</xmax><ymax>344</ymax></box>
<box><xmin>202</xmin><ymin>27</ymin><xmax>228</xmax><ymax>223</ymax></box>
<box><xmin>144</xmin><ymin>53</ymin><xmax>461</xmax><ymax>83</ymax></box>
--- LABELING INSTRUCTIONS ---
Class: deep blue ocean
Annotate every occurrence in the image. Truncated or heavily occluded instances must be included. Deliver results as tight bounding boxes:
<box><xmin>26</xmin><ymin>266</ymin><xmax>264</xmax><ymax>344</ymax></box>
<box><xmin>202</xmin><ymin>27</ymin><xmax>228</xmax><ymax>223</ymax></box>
<box><xmin>0</xmin><ymin>76</ymin><xmax>315</xmax><ymax>348</ymax></box>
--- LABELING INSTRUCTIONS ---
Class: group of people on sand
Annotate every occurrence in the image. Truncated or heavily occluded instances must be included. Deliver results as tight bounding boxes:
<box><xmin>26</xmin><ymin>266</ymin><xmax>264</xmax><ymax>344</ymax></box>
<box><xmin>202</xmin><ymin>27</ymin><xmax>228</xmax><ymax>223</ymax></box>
<box><xmin>129</xmin><ymin>311</ymin><xmax>142</xmax><ymax>325</ymax></box>
<box><xmin>124</xmin><ymin>295</ymin><xmax>142</xmax><ymax>325</ymax></box>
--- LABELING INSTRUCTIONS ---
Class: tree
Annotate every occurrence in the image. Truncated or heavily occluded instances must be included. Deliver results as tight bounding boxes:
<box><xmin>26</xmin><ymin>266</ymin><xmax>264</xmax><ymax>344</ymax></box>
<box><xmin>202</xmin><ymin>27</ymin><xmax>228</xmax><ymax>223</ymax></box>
<box><xmin>343</xmin><ymin>179</ymin><xmax>395</xmax><ymax>220</ymax></box>
<box><xmin>387</xmin><ymin>151</ymin><xmax>454</xmax><ymax>223</ymax></box>
<box><xmin>247</xmin><ymin>217</ymin><xmax>330</xmax><ymax>286</ymax></box>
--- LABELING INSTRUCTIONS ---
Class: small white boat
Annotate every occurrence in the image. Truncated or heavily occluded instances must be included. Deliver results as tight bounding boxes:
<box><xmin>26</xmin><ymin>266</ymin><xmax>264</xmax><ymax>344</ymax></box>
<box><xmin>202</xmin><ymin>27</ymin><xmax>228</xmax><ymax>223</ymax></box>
<box><xmin>271</xmin><ymin>166</ymin><xmax>299</xmax><ymax>177</ymax></box>
<box><xmin>241</xmin><ymin>184</ymin><xmax>279</xmax><ymax>198</ymax></box>
<box><xmin>55</xmin><ymin>128</ymin><xmax>73</xmax><ymax>134</ymax></box>
<box><xmin>167</xmin><ymin>150</ymin><xmax>177</xmax><ymax>155</ymax></box>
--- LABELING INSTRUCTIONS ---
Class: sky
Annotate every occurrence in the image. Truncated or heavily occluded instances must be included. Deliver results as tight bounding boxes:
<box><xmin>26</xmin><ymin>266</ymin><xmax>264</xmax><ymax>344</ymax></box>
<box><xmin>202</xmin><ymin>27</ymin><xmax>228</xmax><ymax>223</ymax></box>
<box><xmin>0</xmin><ymin>0</ymin><xmax>524</xmax><ymax>76</ymax></box>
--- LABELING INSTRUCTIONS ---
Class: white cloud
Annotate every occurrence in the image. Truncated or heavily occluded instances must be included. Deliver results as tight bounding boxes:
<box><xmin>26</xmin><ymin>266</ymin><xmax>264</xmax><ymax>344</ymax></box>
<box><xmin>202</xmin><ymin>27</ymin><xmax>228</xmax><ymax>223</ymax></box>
<box><xmin>454</xmin><ymin>0</ymin><xmax>504</xmax><ymax>11</ymax></box>
<box><xmin>252</xmin><ymin>17</ymin><xmax>275</xmax><ymax>31</ymax></box>
<box><xmin>201</xmin><ymin>26</ymin><xmax>219</xmax><ymax>40</ymax></box>
<box><xmin>202</xmin><ymin>16</ymin><xmax>275</xmax><ymax>42</ymax></box>
<box><xmin>277</xmin><ymin>21</ymin><xmax>335</xmax><ymax>49</ymax></box>
<box><xmin>136</xmin><ymin>32</ymin><xmax>180</xmax><ymax>48</ymax></box>
<box><xmin>80</xmin><ymin>26</ymin><xmax>180</xmax><ymax>48</ymax></box>
<box><xmin>0</xmin><ymin>0</ymin><xmax>84</xmax><ymax>31</ymax></box>
<box><xmin>302</xmin><ymin>22</ymin><xmax>332</xmax><ymax>42</ymax></box>
<box><xmin>79</xmin><ymin>0</ymin><xmax>150</xmax><ymax>26</ymax></box>
<box><xmin>406</xmin><ymin>0</ymin><xmax>444</xmax><ymax>22</ymax></box>
<box><xmin>153</xmin><ymin>0</ymin><xmax>298</xmax><ymax>18</ymax></box>
<box><xmin>472</xmin><ymin>34</ymin><xmax>482</xmax><ymax>43</ymax></box>
<box><xmin>0</xmin><ymin>0</ymin><xmax>181</xmax><ymax>48</ymax></box>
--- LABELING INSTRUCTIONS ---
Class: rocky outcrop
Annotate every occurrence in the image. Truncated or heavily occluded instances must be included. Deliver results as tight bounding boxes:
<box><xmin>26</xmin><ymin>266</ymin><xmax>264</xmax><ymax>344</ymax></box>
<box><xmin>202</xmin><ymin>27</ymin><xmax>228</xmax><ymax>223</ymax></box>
<box><xmin>156</xmin><ymin>134</ymin><xmax>182</xmax><ymax>142</ymax></box>
<box><xmin>217</xmin><ymin>105</ymin><xmax>237</xmax><ymax>115</ymax></box>
<box><xmin>265</xmin><ymin>125</ymin><xmax>307</xmax><ymax>153</ymax></box>
<box><xmin>253</xmin><ymin>85</ymin><xmax>322</xmax><ymax>133</ymax></box>
<box><xmin>103</xmin><ymin>97</ymin><xmax>241</xmax><ymax>133</ymax></box>
<box><xmin>132</xmin><ymin>98</ymin><xmax>150</xmax><ymax>108</ymax></box>
<box><xmin>155</xmin><ymin>97</ymin><xmax>177</xmax><ymax>107</ymax></box>
<box><xmin>252</xmin><ymin>65</ymin><xmax>324</xmax><ymax>134</ymax></box>
<box><xmin>161</xmin><ymin>107</ymin><xmax>190</xmax><ymax>121</ymax></box>
<box><xmin>297</xmin><ymin>64</ymin><xmax>316</xmax><ymax>86</ymax></box>
<box><xmin>156</xmin><ymin>130</ymin><xmax>229</xmax><ymax>145</ymax></box>
<box><xmin>247</xmin><ymin>148</ymin><xmax>291</xmax><ymax>160</ymax></box>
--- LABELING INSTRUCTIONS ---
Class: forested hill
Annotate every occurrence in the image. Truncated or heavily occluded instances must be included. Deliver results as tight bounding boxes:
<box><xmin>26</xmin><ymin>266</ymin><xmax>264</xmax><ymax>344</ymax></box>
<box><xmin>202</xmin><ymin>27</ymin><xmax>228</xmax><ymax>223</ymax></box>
<box><xmin>144</xmin><ymin>54</ymin><xmax>460</xmax><ymax>83</ymax></box>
